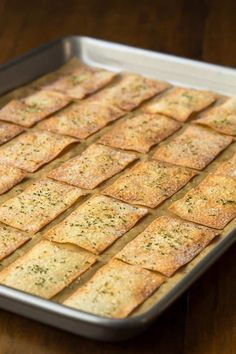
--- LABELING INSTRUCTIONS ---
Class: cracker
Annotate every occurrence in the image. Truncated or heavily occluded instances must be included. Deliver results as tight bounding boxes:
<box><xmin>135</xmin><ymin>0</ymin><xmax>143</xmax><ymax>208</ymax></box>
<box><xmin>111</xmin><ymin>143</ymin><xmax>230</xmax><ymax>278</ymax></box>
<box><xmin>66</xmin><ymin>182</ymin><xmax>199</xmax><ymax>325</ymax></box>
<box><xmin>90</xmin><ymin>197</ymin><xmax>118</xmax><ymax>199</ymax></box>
<box><xmin>169</xmin><ymin>174</ymin><xmax>236</xmax><ymax>229</ymax></box>
<box><xmin>0</xmin><ymin>240</ymin><xmax>96</xmax><ymax>299</ymax></box>
<box><xmin>195</xmin><ymin>97</ymin><xmax>236</xmax><ymax>136</ymax></box>
<box><xmin>0</xmin><ymin>130</ymin><xmax>77</xmax><ymax>172</ymax></box>
<box><xmin>0</xmin><ymin>224</ymin><xmax>31</xmax><ymax>261</ymax></box>
<box><xmin>104</xmin><ymin>159</ymin><xmax>196</xmax><ymax>208</ymax></box>
<box><xmin>39</xmin><ymin>101</ymin><xmax>125</xmax><ymax>139</ymax></box>
<box><xmin>44</xmin><ymin>195</ymin><xmax>148</xmax><ymax>254</ymax></box>
<box><xmin>213</xmin><ymin>153</ymin><xmax>236</xmax><ymax>178</ymax></box>
<box><xmin>63</xmin><ymin>259</ymin><xmax>164</xmax><ymax>318</ymax></box>
<box><xmin>0</xmin><ymin>163</ymin><xmax>26</xmax><ymax>195</ymax></box>
<box><xmin>0</xmin><ymin>121</ymin><xmax>24</xmax><ymax>145</ymax></box>
<box><xmin>0</xmin><ymin>178</ymin><xmax>85</xmax><ymax>233</ymax></box>
<box><xmin>144</xmin><ymin>87</ymin><xmax>216</xmax><ymax>122</ymax></box>
<box><xmin>99</xmin><ymin>113</ymin><xmax>181</xmax><ymax>153</ymax></box>
<box><xmin>42</xmin><ymin>66</ymin><xmax>116</xmax><ymax>99</ymax></box>
<box><xmin>91</xmin><ymin>73</ymin><xmax>169</xmax><ymax>111</ymax></box>
<box><xmin>116</xmin><ymin>215</ymin><xmax>219</xmax><ymax>276</ymax></box>
<box><xmin>153</xmin><ymin>125</ymin><xmax>232</xmax><ymax>170</ymax></box>
<box><xmin>48</xmin><ymin>144</ymin><xmax>137</xmax><ymax>189</ymax></box>
<box><xmin>0</xmin><ymin>90</ymin><xmax>71</xmax><ymax>127</ymax></box>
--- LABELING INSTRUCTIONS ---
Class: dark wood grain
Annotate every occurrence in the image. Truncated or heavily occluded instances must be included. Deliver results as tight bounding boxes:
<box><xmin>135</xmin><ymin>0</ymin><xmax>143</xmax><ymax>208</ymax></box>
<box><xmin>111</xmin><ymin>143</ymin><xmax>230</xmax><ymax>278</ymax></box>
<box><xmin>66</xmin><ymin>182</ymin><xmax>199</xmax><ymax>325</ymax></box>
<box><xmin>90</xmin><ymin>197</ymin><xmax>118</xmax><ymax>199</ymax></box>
<box><xmin>0</xmin><ymin>1</ymin><xmax>235</xmax><ymax>353</ymax></box>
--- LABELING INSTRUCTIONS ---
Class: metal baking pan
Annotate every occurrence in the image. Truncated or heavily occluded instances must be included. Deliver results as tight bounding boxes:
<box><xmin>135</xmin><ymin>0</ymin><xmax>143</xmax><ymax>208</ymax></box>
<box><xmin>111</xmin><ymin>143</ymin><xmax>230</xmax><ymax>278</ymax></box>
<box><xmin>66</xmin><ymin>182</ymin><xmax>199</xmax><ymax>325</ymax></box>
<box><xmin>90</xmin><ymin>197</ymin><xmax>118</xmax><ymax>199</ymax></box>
<box><xmin>0</xmin><ymin>36</ymin><xmax>235</xmax><ymax>341</ymax></box>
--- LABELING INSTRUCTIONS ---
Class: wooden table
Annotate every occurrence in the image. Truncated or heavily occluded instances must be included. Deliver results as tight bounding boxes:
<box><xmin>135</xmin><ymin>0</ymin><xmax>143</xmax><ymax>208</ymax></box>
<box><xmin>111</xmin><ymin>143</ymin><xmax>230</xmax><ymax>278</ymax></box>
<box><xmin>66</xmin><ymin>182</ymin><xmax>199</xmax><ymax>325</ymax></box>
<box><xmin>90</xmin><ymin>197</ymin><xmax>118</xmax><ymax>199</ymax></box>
<box><xmin>0</xmin><ymin>1</ymin><xmax>235</xmax><ymax>353</ymax></box>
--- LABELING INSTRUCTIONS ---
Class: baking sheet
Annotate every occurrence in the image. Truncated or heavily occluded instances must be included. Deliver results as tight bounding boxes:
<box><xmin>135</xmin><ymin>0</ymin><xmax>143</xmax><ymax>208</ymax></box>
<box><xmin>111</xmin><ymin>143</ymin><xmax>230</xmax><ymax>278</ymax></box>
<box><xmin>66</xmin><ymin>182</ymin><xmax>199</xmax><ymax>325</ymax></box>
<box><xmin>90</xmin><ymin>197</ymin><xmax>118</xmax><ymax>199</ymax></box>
<box><xmin>0</xmin><ymin>36</ymin><xmax>235</xmax><ymax>341</ymax></box>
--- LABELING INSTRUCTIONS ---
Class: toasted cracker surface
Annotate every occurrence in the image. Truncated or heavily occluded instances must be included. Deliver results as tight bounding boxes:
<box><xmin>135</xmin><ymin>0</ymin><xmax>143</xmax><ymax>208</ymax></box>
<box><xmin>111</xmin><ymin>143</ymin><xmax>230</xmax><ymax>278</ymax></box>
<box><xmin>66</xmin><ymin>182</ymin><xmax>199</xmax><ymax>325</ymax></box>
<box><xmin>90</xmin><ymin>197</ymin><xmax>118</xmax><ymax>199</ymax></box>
<box><xmin>43</xmin><ymin>66</ymin><xmax>116</xmax><ymax>99</ymax></box>
<box><xmin>116</xmin><ymin>215</ymin><xmax>219</xmax><ymax>276</ymax></box>
<box><xmin>99</xmin><ymin>113</ymin><xmax>181</xmax><ymax>153</ymax></box>
<box><xmin>195</xmin><ymin>97</ymin><xmax>236</xmax><ymax>135</ymax></box>
<box><xmin>0</xmin><ymin>240</ymin><xmax>96</xmax><ymax>298</ymax></box>
<box><xmin>48</xmin><ymin>144</ymin><xmax>137</xmax><ymax>189</ymax></box>
<box><xmin>63</xmin><ymin>259</ymin><xmax>164</xmax><ymax>318</ymax></box>
<box><xmin>0</xmin><ymin>178</ymin><xmax>85</xmax><ymax>233</ymax></box>
<box><xmin>169</xmin><ymin>174</ymin><xmax>236</xmax><ymax>229</ymax></box>
<box><xmin>39</xmin><ymin>101</ymin><xmax>125</xmax><ymax>139</ymax></box>
<box><xmin>0</xmin><ymin>90</ymin><xmax>71</xmax><ymax>127</ymax></box>
<box><xmin>0</xmin><ymin>163</ymin><xmax>26</xmax><ymax>195</ymax></box>
<box><xmin>213</xmin><ymin>153</ymin><xmax>236</xmax><ymax>178</ymax></box>
<box><xmin>144</xmin><ymin>87</ymin><xmax>216</xmax><ymax>121</ymax></box>
<box><xmin>90</xmin><ymin>73</ymin><xmax>169</xmax><ymax>111</ymax></box>
<box><xmin>0</xmin><ymin>121</ymin><xmax>24</xmax><ymax>145</ymax></box>
<box><xmin>153</xmin><ymin>125</ymin><xmax>232</xmax><ymax>170</ymax></box>
<box><xmin>0</xmin><ymin>224</ymin><xmax>31</xmax><ymax>261</ymax></box>
<box><xmin>45</xmin><ymin>195</ymin><xmax>148</xmax><ymax>254</ymax></box>
<box><xmin>0</xmin><ymin>130</ymin><xmax>77</xmax><ymax>172</ymax></box>
<box><xmin>104</xmin><ymin>159</ymin><xmax>196</xmax><ymax>208</ymax></box>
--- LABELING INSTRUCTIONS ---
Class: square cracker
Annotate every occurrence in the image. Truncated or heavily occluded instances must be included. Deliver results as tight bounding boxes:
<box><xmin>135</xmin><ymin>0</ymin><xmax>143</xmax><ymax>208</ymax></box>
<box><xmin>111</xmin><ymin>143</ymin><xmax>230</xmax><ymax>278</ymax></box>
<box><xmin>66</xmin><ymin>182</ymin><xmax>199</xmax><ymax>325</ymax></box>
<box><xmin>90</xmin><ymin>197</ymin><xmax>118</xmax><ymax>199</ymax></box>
<box><xmin>91</xmin><ymin>73</ymin><xmax>169</xmax><ymax>111</ymax></box>
<box><xmin>0</xmin><ymin>121</ymin><xmax>24</xmax><ymax>145</ymax></box>
<box><xmin>104</xmin><ymin>159</ymin><xmax>196</xmax><ymax>208</ymax></box>
<box><xmin>169</xmin><ymin>174</ymin><xmax>236</xmax><ymax>229</ymax></box>
<box><xmin>194</xmin><ymin>97</ymin><xmax>236</xmax><ymax>136</ymax></box>
<box><xmin>48</xmin><ymin>144</ymin><xmax>137</xmax><ymax>189</ymax></box>
<box><xmin>0</xmin><ymin>224</ymin><xmax>31</xmax><ymax>261</ymax></box>
<box><xmin>44</xmin><ymin>195</ymin><xmax>148</xmax><ymax>254</ymax></box>
<box><xmin>116</xmin><ymin>215</ymin><xmax>219</xmax><ymax>277</ymax></box>
<box><xmin>42</xmin><ymin>66</ymin><xmax>116</xmax><ymax>99</ymax></box>
<box><xmin>0</xmin><ymin>178</ymin><xmax>85</xmax><ymax>233</ymax></box>
<box><xmin>0</xmin><ymin>90</ymin><xmax>71</xmax><ymax>127</ymax></box>
<box><xmin>143</xmin><ymin>87</ymin><xmax>216</xmax><ymax>122</ymax></box>
<box><xmin>0</xmin><ymin>130</ymin><xmax>77</xmax><ymax>172</ymax></box>
<box><xmin>39</xmin><ymin>101</ymin><xmax>125</xmax><ymax>139</ymax></box>
<box><xmin>63</xmin><ymin>259</ymin><xmax>164</xmax><ymax>318</ymax></box>
<box><xmin>99</xmin><ymin>113</ymin><xmax>181</xmax><ymax>153</ymax></box>
<box><xmin>213</xmin><ymin>153</ymin><xmax>236</xmax><ymax>178</ymax></box>
<box><xmin>153</xmin><ymin>125</ymin><xmax>232</xmax><ymax>170</ymax></box>
<box><xmin>0</xmin><ymin>163</ymin><xmax>26</xmax><ymax>195</ymax></box>
<box><xmin>0</xmin><ymin>240</ymin><xmax>96</xmax><ymax>299</ymax></box>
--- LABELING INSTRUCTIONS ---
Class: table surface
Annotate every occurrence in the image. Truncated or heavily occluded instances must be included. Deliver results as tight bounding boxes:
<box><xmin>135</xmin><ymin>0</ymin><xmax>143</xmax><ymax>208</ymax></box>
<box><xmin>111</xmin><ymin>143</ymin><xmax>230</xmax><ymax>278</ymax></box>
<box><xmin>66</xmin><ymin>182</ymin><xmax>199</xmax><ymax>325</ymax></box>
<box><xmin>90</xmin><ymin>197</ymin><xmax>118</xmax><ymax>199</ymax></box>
<box><xmin>0</xmin><ymin>1</ymin><xmax>235</xmax><ymax>353</ymax></box>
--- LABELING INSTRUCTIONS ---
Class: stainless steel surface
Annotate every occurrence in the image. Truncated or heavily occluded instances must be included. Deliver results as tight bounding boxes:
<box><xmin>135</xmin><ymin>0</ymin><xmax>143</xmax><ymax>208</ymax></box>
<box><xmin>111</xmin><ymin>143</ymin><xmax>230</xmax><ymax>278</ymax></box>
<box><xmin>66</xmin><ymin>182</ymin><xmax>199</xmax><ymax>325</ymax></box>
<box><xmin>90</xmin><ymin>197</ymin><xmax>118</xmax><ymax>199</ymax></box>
<box><xmin>0</xmin><ymin>36</ymin><xmax>235</xmax><ymax>341</ymax></box>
